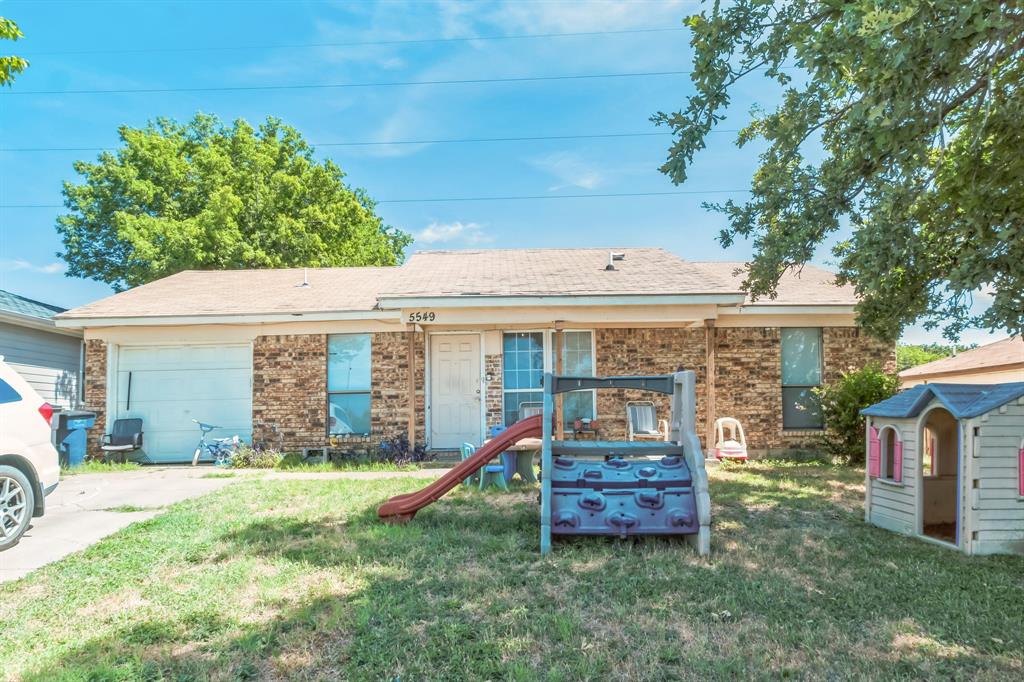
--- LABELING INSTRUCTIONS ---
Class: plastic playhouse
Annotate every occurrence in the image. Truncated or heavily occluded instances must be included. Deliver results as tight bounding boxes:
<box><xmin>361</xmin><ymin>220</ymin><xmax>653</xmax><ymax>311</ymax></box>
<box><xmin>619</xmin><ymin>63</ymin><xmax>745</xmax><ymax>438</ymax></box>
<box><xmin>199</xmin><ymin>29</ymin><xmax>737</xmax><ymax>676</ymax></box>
<box><xmin>378</xmin><ymin>370</ymin><xmax>711</xmax><ymax>556</ymax></box>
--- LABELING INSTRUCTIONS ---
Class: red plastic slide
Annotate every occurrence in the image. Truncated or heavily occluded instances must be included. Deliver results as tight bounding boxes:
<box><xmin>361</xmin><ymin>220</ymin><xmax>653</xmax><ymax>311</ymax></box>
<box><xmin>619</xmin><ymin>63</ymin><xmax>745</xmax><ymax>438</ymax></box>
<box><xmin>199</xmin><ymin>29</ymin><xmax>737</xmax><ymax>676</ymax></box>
<box><xmin>377</xmin><ymin>414</ymin><xmax>543</xmax><ymax>523</ymax></box>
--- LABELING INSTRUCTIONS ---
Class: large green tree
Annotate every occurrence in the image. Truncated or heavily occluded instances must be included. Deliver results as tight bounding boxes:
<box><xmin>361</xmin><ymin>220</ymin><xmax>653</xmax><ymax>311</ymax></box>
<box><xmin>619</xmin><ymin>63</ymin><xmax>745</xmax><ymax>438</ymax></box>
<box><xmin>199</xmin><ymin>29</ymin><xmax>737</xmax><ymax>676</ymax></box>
<box><xmin>655</xmin><ymin>1</ymin><xmax>1024</xmax><ymax>341</ymax></box>
<box><xmin>58</xmin><ymin>114</ymin><xmax>411</xmax><ymax>290</ymax></box>
<box><xmin>0</xmin><ymin>17</ymin><xmax>28</xmax><ymax>86</ymax></box>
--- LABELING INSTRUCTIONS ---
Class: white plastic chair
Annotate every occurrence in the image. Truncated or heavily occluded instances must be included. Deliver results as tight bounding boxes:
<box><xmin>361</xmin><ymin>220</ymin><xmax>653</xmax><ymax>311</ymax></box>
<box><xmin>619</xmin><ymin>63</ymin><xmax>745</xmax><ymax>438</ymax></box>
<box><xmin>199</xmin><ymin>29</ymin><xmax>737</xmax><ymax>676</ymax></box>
<box><xmin>626</xmin><ymin>401</ymin><xmax>669</xmax><ymax>441</ymax></box>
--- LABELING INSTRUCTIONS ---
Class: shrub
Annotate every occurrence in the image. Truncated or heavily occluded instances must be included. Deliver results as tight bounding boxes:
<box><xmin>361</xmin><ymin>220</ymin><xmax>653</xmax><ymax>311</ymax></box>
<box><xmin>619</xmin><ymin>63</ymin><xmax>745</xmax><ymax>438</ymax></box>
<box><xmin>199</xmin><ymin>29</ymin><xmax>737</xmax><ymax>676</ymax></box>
<box><xmin>229</xmin><ymin>444</ymin><xmax>285</xmax><ymax>469</ymax></box>
<box><xmin>377</xmin><ymin>434</ymin><xmax>434</xmax><ymax>466</ymax></box>
<box><xmin>814</xmin><ymin>363</ymin><xmax>899</xmax><ymax>465</ymax></box>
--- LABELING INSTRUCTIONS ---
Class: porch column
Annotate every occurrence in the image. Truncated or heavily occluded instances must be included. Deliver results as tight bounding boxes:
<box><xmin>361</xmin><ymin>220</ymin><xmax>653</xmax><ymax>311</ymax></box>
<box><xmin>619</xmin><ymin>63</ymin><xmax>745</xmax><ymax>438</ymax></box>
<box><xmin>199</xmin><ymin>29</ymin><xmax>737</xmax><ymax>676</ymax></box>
<box><xmin>554</xmin><ymin>327</ymin><xmax>564</xmax><ymax>440</ymax></box>
<box><xmin>407</xmin><ymin>325</ymin><xmax>416</xmax><ymax>447</ymax></box>
<box><xmin>704</xmin><ymin>319</ymin><xmax>716</xmax><ymax>450</ymax></box>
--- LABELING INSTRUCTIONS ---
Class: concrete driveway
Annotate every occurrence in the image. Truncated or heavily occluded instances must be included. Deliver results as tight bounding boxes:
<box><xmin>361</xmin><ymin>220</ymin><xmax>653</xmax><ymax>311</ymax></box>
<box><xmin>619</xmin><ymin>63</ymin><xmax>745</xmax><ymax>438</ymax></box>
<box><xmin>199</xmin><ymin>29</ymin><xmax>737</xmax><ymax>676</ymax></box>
<box><xmin>0</xmin><ymin>467</ymin><xmax>237</xmax><ymax>583</ymax></box>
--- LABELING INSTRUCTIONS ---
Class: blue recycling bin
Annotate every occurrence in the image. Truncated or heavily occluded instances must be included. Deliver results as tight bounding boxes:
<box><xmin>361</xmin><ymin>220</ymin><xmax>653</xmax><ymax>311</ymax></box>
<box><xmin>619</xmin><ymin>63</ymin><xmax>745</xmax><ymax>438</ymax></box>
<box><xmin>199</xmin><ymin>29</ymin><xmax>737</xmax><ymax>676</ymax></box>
<box><xmin>56</xmin><ymin>410</ymin><xmax>97</xmax><ymax>467</ymax></box>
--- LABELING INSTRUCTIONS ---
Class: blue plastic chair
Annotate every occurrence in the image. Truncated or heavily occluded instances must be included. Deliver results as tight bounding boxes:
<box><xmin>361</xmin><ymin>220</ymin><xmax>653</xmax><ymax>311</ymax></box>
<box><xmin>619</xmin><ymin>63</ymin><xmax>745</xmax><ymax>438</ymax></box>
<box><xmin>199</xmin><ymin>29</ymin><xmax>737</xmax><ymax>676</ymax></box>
<box><xmin>489</xmin><ymin>425</ymin><xmax>516</xmax><ymax>482</ymax></box>
<box><xmin>462</xmin><ymin>442</ymin><xmax>508</xmax><ymax>492</ymax></box>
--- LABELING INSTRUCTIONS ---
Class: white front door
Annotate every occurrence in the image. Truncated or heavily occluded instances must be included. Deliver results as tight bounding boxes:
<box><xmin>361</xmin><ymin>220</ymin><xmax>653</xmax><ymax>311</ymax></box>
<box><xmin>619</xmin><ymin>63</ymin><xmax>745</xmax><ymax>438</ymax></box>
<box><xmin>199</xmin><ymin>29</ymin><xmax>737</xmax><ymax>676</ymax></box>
<box><xmin>115</xmin><ymin>344</ymin><xmax>252</xmax><ymax>463</ymax></box>
<box><xmin>429</xmin><ymin>334</ymin><xmax>481</xmax><ymax>449</ymax></box>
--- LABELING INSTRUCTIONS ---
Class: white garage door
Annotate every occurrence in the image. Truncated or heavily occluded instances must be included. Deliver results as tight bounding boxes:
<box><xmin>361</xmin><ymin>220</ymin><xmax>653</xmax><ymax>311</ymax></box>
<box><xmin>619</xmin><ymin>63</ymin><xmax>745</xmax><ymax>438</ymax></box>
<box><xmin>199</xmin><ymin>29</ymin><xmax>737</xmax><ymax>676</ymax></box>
<box><xmin>115</xmin><ymin>344</ymin><xmax>252</xmax><ymax>463</ymax></box>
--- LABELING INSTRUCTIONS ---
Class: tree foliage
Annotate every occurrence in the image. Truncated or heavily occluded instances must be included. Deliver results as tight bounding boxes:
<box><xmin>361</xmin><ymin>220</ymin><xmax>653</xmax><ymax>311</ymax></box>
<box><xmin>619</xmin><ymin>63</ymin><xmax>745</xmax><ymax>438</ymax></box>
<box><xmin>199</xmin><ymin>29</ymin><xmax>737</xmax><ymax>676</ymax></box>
<box><xmin>895</xmin><ymin>341</ymin><xmax>975</xmax><ymax>372</ymax></box>
<box><xmin>656</xmin><ymin>1</ymin><xmax>1024</xmax><ymax>341</ymax></box>
<box><xmin>58</xmin><ymin>114</ymin><xmax>411</xmax><ymax>290</ymax></box>
<box><xmin>0</xmin><ymin>17</ymin><xmax>28</xmax><ymax>86</ymax></box>
<box><xmin>814</xmin><ymin>364</ymin><xmax>900</xmax><ymax>465</ymax></box>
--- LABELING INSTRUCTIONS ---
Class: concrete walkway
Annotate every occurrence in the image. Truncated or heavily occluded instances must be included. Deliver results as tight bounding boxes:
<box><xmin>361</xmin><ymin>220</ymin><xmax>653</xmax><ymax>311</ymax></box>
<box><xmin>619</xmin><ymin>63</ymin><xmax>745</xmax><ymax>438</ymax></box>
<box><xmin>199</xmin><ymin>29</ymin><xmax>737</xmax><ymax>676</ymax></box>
<box><xmin>0</xmin><ymin>466</ymin><xmax>449</xmax><ymax>583</ymax></box>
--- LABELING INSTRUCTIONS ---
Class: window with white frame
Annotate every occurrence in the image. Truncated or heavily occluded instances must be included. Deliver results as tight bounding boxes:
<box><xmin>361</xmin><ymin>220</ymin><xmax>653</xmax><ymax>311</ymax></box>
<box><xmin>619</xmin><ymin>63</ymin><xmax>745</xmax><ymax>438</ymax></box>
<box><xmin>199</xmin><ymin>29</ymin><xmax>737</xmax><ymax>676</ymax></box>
<box><xmin>556</xmin><ymin>331</ymin><xmax>596</xmax><ymax>429</ymax></box>
<box><xmin>880</xmin><ymin>426</ymin><xmax>900</xmax><ymax>481</ymax></box>
<box><xmin>501</xmin><ymin>330</ymin><xmax>596</xmax><ymax>428</ymax></box>
<box><xmin>327</xmin><ymin>334</ymin><xmax>371</xmax><ymax>435</ymax></box>
<box><xmin>502</xmin><ymin>332</ymin><xmax>544</xmax><ymax>426</ymax></box>
<box><xmin>780</xmin><ymin>328</ymin><xmax>824</xmax><ymax>429</ymax></box>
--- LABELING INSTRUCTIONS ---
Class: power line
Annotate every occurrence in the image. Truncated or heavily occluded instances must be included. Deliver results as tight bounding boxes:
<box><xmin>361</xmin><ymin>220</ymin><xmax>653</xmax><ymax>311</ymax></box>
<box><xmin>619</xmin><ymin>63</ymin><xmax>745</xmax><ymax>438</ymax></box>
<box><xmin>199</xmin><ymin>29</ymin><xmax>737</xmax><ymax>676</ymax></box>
<box><xmin>28</xmin><ymin>27</ymin><xmax>689</xmax><ymax>56</ymax></box>
<box><xmin>2</xmin><ymin>69</ymin><xmax>692</xmax><ymax>96</ymax></box>
<box><xmin>0</xmin><ymin>189</ymin><xmax>750</xmax><ymax>209</ymax></box>
<box><xmin>0</xmin><ymin>130</ymin><xmax>744</xmax><ymax>153</ymax></box>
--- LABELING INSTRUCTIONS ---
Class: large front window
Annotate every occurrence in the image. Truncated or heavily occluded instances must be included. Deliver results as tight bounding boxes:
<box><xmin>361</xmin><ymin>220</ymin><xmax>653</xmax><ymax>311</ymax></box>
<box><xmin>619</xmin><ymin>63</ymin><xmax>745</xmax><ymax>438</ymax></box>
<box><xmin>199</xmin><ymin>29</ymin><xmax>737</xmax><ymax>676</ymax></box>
<box><xmin>781</xmin><ymin>328</ymin><xmax>823</xmax><ymax>429</ymax></box>
<box><xmin>501</xmin><ymin>330</ymin><xmax>595</xmax><ymax>428</ymax></box>
<box><xmin>502</xmin><ymin>332</ymin><xmax>544</xmax><ymax>426</ymax></box>
<box><xmin>328</xmin><ymin>334</ymin><xmax>371</xmax><ymax>435</ymax></box>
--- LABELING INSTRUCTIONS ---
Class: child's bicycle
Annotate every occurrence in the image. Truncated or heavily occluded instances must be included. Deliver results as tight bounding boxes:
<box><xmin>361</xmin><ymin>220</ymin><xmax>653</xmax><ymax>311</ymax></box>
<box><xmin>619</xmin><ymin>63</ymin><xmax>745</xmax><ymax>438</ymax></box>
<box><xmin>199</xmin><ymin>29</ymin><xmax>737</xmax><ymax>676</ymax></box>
<box><xmin>191</xmin><ymin>420</ymin><xmax>242</xmax><ymax>467</ymax></box>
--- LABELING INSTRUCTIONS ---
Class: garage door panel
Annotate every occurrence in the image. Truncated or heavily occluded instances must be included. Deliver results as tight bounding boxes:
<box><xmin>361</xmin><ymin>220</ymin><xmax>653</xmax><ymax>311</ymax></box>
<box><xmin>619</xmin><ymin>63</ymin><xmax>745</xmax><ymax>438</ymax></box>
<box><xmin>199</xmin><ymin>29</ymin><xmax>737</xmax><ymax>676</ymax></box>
<box><xmin>119</xmin><ymin>345</ymin><xmax>251</xmax><ymax>371</ymax></box>
<box><xmin>116</xmin><ymin>368</ymin><xmax>251</xmax><ymax>403</ymax></box>
<box><xmin>115</xmin><ymin>344</ymin><xmax>253</xmax><ymax>463</ymax></box>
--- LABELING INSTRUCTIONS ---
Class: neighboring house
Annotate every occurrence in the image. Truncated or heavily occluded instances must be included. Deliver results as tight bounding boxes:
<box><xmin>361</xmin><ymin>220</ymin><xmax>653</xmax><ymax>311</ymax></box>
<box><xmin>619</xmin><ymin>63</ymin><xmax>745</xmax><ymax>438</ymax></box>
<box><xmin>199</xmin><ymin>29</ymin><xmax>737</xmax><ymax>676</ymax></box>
<box><xmin>55</xmin><ymin>248</ymin><xmax>894</xmax><ymax>463</ymax></box>
<box><xmin>900</xmin><ymin>336</ymin><xmax>1024</xmax><ymax>388</ymax></box>
<box><xmin>0</xmin><ymin>289</ymin><xmax>84</xmax><ymax>409</ymax></box>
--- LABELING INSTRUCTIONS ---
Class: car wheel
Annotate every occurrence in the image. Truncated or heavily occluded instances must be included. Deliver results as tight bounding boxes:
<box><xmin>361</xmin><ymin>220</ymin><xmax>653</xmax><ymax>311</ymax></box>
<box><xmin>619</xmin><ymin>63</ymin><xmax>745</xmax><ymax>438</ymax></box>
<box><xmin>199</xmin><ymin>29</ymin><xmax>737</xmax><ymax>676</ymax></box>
<box><xmin>0</xmin><ymin>465</ymin><xmax>34</xmax><ymax>552</ymax></box>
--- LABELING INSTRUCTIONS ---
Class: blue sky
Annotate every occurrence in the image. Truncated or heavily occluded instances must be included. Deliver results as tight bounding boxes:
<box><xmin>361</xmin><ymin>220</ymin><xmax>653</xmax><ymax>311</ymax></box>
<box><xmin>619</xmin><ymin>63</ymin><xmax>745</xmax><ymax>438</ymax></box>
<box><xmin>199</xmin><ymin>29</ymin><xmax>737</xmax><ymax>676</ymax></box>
<box><xmin>0</xmin><ymin>0</ymin><xmax>1002</xmax><ymax>345</ymax></box>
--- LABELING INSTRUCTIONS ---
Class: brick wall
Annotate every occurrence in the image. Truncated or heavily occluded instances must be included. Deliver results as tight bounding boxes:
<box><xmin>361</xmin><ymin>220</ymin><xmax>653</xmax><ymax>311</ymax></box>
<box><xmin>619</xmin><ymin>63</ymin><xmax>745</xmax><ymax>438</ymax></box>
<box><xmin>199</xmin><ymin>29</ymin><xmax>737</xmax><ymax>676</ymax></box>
<box><xmin>713</xmin><ymin>327</ymin><xmax>783</xmax><ymax>450</ymax></box>
<box><xmin>370</xmin><ymin>331</ymin><xmax>425</xmax><ymax>444</ymax></box>
<box><xmin>484</xmin><ymin>353</ymin><xmax>503</xmax><ymax>430</ymax></box>
<box><xmin>83</xmin><ymin>339</ymin><xmax>107</xmax><ymax>457</ymax></box>
<box><xmin>823</xmin><ymin>327</ymin><xmax>896</xmax><ymax>381</ymax></box>
<box><xmin>712</xmin><ymin>326</ymin><xmax>895</xmax><ymax>453</ymax></box>
<box><xmin>594</xmin><ymin>328</ymin><xmax>708</xmax><ymax>443</ymax></box>
<box><xmin>252</xmin><ymin>334</ymin><xmax>327</xmax><ymax>451</ymax></box>
<box><xmin>252</xmin><ymin>331</ymin><xmax>426</xmax><ymax>454</ymax></box>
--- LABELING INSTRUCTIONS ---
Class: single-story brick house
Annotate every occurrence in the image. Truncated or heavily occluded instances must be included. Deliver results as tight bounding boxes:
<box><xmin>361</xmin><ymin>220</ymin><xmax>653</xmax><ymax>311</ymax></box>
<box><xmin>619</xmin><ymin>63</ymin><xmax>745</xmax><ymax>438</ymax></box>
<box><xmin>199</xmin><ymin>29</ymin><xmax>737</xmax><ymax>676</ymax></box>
<box><xmin>55</xmin><ymin>248</ymin><xmax>894</xmax><ymax>463</ymax></box>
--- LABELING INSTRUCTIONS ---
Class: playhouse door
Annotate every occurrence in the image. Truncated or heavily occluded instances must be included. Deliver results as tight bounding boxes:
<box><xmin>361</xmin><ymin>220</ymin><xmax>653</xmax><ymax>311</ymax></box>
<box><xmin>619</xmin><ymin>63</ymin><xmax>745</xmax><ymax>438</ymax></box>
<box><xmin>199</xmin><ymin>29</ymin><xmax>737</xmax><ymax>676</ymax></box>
<box><xmin>429</xmin><ymin>334</ymin><xmax>482</xmax><ymax>450</ymax></box>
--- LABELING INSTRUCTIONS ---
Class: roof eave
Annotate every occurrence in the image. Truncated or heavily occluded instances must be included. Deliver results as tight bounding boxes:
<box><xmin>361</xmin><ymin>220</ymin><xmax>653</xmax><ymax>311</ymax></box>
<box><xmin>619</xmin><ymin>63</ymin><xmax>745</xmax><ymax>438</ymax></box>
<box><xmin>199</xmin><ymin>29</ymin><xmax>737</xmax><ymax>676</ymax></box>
<box><xmin>0</xmin><ymin>309</ymin><xmax>83</xmax><ymax>337</ymax></box>
<box><xmin>54</xmin><ymin>309</ymin><xmax>400</xmax><ymax>328</ymax></box>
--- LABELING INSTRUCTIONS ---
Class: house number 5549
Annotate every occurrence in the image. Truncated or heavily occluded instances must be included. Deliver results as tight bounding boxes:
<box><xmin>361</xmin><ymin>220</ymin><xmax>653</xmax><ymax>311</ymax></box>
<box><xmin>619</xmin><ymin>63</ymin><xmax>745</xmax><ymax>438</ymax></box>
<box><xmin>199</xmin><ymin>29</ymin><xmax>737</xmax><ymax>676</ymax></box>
<box><xmin>408</xmin><ymin>311</ymin><xmax>436</xmax><ymax>323</ymax></box>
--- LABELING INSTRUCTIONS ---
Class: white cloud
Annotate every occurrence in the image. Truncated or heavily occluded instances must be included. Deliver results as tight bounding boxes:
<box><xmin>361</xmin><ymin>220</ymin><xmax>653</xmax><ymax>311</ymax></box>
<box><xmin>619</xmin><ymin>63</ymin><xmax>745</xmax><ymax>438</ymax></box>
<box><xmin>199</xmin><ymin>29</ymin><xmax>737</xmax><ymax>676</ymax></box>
<box><xmin>1</xmin><ymin>259</ymin><xmax>66</xmax><ymax>275</ymax></box>
<box><xmin>416</xmin><ymin>220</ymin><xmax>491</xmax><ymax>244</ymax></box>
<box><xmin>530</xmin><ymin>151</ymin><xmax>605</xmax><ymax>191</ymax></box>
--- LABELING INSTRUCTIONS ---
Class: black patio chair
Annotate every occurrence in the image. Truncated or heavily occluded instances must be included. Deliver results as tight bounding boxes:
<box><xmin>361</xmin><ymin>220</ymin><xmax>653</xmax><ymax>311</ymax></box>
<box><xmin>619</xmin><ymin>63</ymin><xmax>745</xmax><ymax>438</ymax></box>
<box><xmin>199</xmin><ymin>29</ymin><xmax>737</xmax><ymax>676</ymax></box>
<box><xmin>101</xmin><ymin>418</ymin><xmax>144</xmax><ymax>463</ymax></box>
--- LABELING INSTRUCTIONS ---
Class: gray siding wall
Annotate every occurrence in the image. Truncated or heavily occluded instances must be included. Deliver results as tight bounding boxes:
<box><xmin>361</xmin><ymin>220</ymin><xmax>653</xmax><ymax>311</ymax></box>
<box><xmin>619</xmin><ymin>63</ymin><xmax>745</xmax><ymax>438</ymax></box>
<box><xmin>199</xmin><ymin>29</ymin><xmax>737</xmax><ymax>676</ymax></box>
<box><xmin>971</xmin><ymin>398</ymin><xmax>1024</xmax><ymax>555</ymax></box>
<box><xmin>0</xmin><ymin>321</ymin><xmax>82</xmax><ymax>408</ymax></box>
<box><xmin>867</xmin><ymin>416</ymin><xmax>918</xmax><ymax>535</ymax></box>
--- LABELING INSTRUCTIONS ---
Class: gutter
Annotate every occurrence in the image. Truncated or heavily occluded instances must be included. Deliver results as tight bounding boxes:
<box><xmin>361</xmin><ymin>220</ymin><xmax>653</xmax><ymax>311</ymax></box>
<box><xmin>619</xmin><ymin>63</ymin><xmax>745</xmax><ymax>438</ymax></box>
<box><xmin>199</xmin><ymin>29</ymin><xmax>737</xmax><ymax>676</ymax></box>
<box><xmin>54</xmin><ymin>309</ymin><xmax>402</xmax><ymax>328</ymax></box>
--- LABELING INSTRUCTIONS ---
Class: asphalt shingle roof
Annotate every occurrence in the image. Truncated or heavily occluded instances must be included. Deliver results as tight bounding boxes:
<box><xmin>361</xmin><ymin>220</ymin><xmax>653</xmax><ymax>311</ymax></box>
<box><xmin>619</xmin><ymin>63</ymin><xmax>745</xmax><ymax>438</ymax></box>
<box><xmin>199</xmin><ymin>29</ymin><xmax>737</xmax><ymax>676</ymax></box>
<box><xmin>689</xmin><ymin>261</ymin><xmax>859</xmax><ymax>305</ymax></box>
<box><xmin>0</xmin><ymin>288</ymin><xmax>66</xmax><ymax>320</ymax></box>
<box><xmin>861</xmin><ymin>382</ymin><xmax>1024</xmax><ymax>420</ymax></box>
<box><xmin>56</xmin><ymin>248</ymin><xmax>858</xmax><ymax>320</ymax></box>
<box><xmin>380</xmin><ymin>248</ymin><xmax>738</xmax><ymax>298</ymax></box>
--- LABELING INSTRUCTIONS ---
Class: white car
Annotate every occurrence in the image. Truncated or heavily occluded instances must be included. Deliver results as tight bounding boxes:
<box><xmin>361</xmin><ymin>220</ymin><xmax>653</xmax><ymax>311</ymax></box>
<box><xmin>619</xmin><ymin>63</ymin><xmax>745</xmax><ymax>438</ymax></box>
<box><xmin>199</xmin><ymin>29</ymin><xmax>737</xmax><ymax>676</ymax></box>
<box><xmin>0</xmin><ymin>358</ymin><xmax>60</xmax><ymax>551</ymax></box>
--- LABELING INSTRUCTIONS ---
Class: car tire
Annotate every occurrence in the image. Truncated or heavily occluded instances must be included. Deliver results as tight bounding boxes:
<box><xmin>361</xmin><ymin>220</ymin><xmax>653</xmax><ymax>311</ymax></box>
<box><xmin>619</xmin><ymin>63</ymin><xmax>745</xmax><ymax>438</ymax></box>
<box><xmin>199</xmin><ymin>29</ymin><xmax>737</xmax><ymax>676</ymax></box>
<box><xmin>0</xmin><ymin>465</ymin><xmax>35</xmax><ymax>552</ymax></box>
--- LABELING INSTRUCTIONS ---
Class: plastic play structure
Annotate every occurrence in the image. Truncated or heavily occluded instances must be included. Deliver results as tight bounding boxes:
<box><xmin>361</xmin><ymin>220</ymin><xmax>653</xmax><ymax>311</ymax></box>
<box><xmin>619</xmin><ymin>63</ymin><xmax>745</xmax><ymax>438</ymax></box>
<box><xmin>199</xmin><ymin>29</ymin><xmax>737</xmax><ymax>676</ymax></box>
<box><xmin>711</xmin><ymin>417</ymin><xmax>748</xmax><ymax>462</ymax></box>
<box><xmin>378</xmin><ymin>371</ymin><xmax>711</xmax><ymax>556</ymax></box>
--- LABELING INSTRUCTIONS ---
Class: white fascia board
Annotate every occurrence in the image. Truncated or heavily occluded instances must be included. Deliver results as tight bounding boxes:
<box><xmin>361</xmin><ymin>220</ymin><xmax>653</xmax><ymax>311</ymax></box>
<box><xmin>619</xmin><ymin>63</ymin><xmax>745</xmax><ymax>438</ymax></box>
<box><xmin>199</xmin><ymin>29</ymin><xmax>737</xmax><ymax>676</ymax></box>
<box><xmin>0</xmin><ymin>310</ymin><xmax>83</xmax><ymax>337</ymax></box>
<box><xmin>731</xmin><ymin>304</ymin><xmax>857</xmax><ymax>315</ymax></box>
<box><xmin>54</xmin><ymin>309</ymin><xmax>401</xmax><ymax>328</ymax></box>
<box><xmin>378</xmin><ymin>294</ymin><xmax>747</xmax><ymax>309</ymax></box>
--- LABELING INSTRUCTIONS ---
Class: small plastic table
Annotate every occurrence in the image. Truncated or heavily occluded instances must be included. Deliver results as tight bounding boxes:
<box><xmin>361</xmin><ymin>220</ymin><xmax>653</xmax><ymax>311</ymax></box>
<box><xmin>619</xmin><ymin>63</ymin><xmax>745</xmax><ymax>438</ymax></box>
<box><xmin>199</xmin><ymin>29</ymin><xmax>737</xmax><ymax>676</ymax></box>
<box><xmin>496</xmin><ymin>437</ymin><xmax>540</xmax><ymax>484</ymax></box>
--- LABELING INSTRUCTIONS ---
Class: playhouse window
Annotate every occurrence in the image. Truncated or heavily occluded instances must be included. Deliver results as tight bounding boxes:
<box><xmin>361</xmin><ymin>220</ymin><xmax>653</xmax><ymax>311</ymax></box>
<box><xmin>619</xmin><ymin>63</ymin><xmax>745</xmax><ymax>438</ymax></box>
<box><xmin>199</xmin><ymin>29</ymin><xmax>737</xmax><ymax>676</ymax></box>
<box><xmin>880</xmin><ymin>426</ymin><xmax>902</xmax><ymax>482</ymax></box>
<box><xmin>327</xmin><ymin>334</ymin><xmax>371</xmax><ymax>435</ymax></box>
<box><xmin>781</xmin><ymin>328</ymin><xmax>823</xmax><ymax>429</ymax></box>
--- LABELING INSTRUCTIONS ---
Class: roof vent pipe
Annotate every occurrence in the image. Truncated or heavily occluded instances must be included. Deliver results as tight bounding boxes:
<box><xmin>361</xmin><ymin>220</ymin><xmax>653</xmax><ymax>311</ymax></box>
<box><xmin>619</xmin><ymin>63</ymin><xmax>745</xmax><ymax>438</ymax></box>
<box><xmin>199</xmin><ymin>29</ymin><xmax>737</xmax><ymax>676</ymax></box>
<box><xmin>296</xmin><ymin>267</ymin><xmax>310</xmax><ymax>288</ymax></box>
<box><xmin>605</xmin><ymin>251</ymin><xmax>625</xmax><ymax>271</ymax></box>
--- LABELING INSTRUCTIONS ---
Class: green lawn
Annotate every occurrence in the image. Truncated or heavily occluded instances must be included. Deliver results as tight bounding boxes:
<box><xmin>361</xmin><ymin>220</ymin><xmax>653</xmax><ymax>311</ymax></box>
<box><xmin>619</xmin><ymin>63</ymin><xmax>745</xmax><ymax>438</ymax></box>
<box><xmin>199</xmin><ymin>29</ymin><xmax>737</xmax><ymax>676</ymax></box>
<box><xmin>2</xmin><ymin>464</ymin><xmax>1022</xmax><ymax>680</ymax></box>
